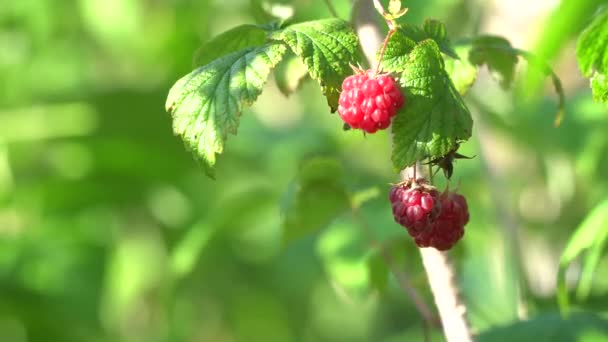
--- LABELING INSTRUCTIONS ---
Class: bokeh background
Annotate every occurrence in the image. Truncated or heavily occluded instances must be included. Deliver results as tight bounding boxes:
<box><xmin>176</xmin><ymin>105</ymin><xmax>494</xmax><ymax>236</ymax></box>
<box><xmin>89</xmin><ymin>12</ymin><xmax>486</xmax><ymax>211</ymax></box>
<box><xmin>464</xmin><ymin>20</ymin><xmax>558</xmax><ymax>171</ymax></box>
<box><xmin>1</xmin><ymin>0</ymin><xmax>608</xmax><ymax>341</ymax></box>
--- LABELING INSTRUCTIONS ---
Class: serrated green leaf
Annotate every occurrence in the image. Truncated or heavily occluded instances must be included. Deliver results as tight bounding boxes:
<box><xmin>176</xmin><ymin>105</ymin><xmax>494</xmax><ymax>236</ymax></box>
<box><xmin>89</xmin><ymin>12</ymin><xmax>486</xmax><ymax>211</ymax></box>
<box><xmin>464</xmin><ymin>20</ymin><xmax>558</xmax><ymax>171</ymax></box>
<box><xmin>381</xmin><ymin>30</ymin><xmax>417</xmax><ymax>73</ymax></box>
<box><xmin>274</xmin><ymin>52</ymin><xmax>309</xmax><ymax>96</ymax></box>
<box><xmin>577</xmin><ymin>8</ymin><xmax>608</xmax><ymax>104</ymax></box>
<box><xmin>192</xmin><ymin>24</ymin><xmax>268</xmax><ymax>67</ymax></box>
<box><xmin>444</xmin><ymin>44</ymin><xmax>479</xmax><ymax>95</ymax></box>
<box><xmin>166</xmin><ymin>43</ymin><xmax>287</xmax><ymax>177</ymax></box>
<box><xmin>469</xmin><ymin>35</ymin><xmax>519</xmax><ymax>89</ymax></box>
<box><xmin>391</xmin><ymin>40</ymin><xmax>473</xmax><ymax>170</ymax></box>
<box><xmin>557</xmin><ymin>198</ymin><xmax>608</xmax><ymax>315</ymax></box>
<box><xmin>270</xmin><ymin>19</ymin><xmax>360</xmax><ymax>111</ymax></box>
<box><xmin>282</xmin><ymin>157</ymin><xmax>350</xmax><ymax>244</ymax></box>
<box><xmin>381</xmin><ymin>21</ymin><xmax>457</xmax><ymax>73</ymax></box>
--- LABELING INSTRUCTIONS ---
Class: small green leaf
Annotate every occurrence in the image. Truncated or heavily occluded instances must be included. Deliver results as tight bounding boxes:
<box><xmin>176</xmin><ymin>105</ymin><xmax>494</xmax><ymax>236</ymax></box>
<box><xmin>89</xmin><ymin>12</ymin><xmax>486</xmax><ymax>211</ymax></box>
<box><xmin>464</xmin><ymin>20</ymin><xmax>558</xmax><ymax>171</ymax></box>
<box><xmin>274</xmin><ymin>52</ymin><xmax>309</xmax><ymax>97</ymax></box>
<box><xmin>166</xmin><ymin>43</ymin><xmax>287</xmax><ymax>177</ymax></box>
<box><xmin>391</xmin><ymin>40</ymin><xmax>473</xmax><ymax>170</ymax></box>
<box><xmin>270</xmin><ymin>19</ymin><xmax>360</xmax><ymax>111</ymax></box>
<box><xmin>469</xmin><ymin>35</ymin><xmax>519</xmax><ymax>89</ymax></box>
<box><xmin>281</xmin><ymin>157</ymin><xmax>350</xmax><ymax>243</ymax></box>
<box><xmin>577</xmin><ymin>8</ymin><xmax>608</xmax><ymax>104</ymax></box>
<box><xmin>557</xmin><ymin>198</ymin><xmax>608</xmax><ymax>315</ymax></box>
<box><xmin>192</xmin><ymin>24</ymin><xmax>268</xmax><ymax>67</ymax></box>
<box><xmin>388</xmin><ymin>0</ymin><xmax>401</xmax><ymax>15</ymax></box>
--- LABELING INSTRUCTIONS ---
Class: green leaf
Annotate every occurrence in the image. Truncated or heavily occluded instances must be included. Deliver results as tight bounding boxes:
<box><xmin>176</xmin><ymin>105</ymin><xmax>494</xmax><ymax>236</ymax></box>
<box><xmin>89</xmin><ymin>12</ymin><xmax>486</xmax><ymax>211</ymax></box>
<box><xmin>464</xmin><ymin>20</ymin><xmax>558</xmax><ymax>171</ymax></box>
<box><xmin>445</xmin><ymin>35</ymin><xmax>565</xmax><ymax>122</ymax></box>
<box><xmin>281</xmin><ymin>157</ymin><xmax>350</xmax><ymax>244</ymax></box>
<box><xmin>391</xmin><ymin>40</ymin><xmax>473</xmax><ymax>170</ymax></box>
<box><xmin>577</xmin><ymin>7</ymin><xmax>608</xmax><ymax>104</ymax></box>
<box><xmin>557</xmin><ymin>198</ymin><xmax>608</xmax><ymax>315</ymax></box>
<box><xmin>274</xmin><ymin>52</ymin><xmax>309</xmax><ymax>97</ymax></box>
<box><xmin>192</xmin><ymin>24</ymin><xmax>268</xmax><ymax>67</ymax></box>
<box><xmin>270</xmin><ymin>19</ymin><xmax>360</xmax><ymax>111</ymax></box>
<box><xmin>166</xmin><ymin>43</ymin><xmax>287</xmax><ymax>177</ymax></box>
<box><xmin>381</xmin><ymin>20</ymin><xmax>458</xmax><ymax>68</ymax></box>
<box><xmin>381</xmin><ymin>30</ymin><xmax>417</xmax><ymax>73</ymax></box>
<box><xmin>444</xmin><ymin>44</ymin><xmax>479</xmax><ymax>95</ymax></box>
<box><xmin>590</xmin><ymin>73</ymin><xmax>608</xmax><ymax>103</ymax></box>
<box><xmin>469</xmin><ymin>35</ymin><xmax>519</xmax><ymax>89</ymax></box>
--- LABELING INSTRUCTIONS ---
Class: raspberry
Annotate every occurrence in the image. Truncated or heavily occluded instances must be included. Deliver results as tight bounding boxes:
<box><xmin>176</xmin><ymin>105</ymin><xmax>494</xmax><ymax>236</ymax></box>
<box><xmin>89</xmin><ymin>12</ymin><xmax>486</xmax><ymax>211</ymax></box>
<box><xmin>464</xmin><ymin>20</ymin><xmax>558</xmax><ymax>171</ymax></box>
<box><xmin>390</xmin><ymin>181</ymin><xmax>470</xmax><ymax>251</ymax></box>
<box><xmin>414</xmin><ymin>191</ymin><xmax>469</xmax><ymax>251</ymax></box>
<box><xmin>338</xmin><ymin>71</ymin><xmax>404</xmax><ymax>133</ymax></box>
<box><xmin>389</xmin><ymin>179</ymin><xmax>441</xmax><ymax>238</ymax></box>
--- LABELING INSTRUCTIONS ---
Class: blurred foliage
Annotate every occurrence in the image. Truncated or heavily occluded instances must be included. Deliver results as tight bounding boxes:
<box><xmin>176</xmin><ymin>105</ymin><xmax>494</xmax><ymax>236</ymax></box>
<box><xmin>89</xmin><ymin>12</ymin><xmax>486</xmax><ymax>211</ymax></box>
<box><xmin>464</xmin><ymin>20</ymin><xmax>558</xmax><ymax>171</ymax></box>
<box><xmin>1</xmin><ymin>0</ymin><xmax>608</xmax><ymax>341</ymax></box>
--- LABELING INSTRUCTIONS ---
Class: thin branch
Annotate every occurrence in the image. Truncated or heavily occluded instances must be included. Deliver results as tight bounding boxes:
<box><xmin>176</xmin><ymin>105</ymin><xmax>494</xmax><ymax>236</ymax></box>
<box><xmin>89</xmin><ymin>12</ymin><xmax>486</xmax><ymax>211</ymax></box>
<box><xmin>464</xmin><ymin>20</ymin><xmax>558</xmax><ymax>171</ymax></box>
<box><xmin>323</xmin><ymin>0</ymin><xmax>339</xmax><ymax>18</ymax></box>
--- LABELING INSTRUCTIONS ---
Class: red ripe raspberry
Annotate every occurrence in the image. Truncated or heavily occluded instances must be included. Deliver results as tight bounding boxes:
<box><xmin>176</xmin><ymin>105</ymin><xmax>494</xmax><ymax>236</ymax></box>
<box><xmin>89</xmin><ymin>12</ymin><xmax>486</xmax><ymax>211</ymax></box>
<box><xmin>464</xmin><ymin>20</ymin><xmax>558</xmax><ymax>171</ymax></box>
<box><xmin>389</xmin><ymin>179</ymin><xmax>441</xmax><ymax>238</ymax></box>
<box><xmin>415</xmin><ymin>191</ymin><xmax>469</xmax><ymax>251</ymax></box>
<box><xmin>338</xmin><ymin>71</ymin><xmax>404</xmax><ymax>133</ymax></box>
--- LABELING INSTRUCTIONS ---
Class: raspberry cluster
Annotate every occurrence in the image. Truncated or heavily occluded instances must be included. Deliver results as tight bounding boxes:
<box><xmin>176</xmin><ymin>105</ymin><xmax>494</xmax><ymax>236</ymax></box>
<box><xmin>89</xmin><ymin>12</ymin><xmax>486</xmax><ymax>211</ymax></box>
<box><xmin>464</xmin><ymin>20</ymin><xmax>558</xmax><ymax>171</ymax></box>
<box><xmin>390</xmin><ymin>179</ymin><xmax>469</xmax><ymax>251</ymax></box>
<box><xmin>338</xmin><ymin>72</ymin><xmax>404</xmax><ymax>133</ymax></box>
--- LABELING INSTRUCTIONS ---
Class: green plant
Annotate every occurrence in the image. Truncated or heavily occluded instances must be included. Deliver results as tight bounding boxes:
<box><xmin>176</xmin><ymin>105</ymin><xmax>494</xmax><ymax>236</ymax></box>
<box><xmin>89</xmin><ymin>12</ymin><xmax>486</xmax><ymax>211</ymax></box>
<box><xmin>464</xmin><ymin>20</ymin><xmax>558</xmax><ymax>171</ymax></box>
<box><xmin>163</xmin><ymin>0</ymin><xmax>608</xmax><ymax>340</ymax></box>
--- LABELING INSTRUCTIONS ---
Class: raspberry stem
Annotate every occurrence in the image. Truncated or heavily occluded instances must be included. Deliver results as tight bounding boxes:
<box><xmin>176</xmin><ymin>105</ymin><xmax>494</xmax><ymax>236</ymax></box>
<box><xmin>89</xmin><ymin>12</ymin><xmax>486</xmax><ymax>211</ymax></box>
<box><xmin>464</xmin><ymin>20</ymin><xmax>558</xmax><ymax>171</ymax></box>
<box><xmin>375</xmin><ymin>28</ymin><xmax>395</xmax><ymax>75</ymax></box>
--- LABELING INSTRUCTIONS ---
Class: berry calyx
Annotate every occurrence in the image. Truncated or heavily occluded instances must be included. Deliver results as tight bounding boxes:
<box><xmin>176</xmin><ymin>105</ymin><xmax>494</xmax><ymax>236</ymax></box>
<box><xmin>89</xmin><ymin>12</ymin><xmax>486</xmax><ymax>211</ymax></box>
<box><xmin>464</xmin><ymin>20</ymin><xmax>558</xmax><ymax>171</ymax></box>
<box><xmin>338</xmin><ymin>70</ymin><xmax>404</xmax><ymax>133</ymax></box>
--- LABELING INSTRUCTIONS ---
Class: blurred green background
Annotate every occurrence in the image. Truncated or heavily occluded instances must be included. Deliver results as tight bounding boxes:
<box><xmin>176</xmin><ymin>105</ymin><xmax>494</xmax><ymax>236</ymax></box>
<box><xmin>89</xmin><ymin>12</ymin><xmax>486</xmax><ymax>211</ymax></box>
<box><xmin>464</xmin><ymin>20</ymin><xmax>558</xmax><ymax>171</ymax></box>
<box><xmin>1</xmin><ymin>0</ymin><xmax>608</xmax><ymax>341</ymax></box>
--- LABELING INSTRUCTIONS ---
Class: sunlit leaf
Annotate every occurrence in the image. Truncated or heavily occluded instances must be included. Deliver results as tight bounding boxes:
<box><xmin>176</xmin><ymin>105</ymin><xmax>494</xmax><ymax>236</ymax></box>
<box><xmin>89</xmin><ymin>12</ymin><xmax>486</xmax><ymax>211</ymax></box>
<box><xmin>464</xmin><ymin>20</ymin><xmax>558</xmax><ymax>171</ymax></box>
<box><xmin>390</xmin><ymin>39</ymin><xmax>473</xmax><ymax>170</ymax></box>
<box><xmin>270</xmin><ymin>19</ymin><xmax>360</xmax><ymax>111</ymax></box>
<box><xmin>577</xmin><ymin>7</ymin><xmax>608</xmax><ymax>104</ymax></box>
<box><xmin>166</xmin><ymin>43</ymin><xmax>287</xmax><ymax>177</ymax></box>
